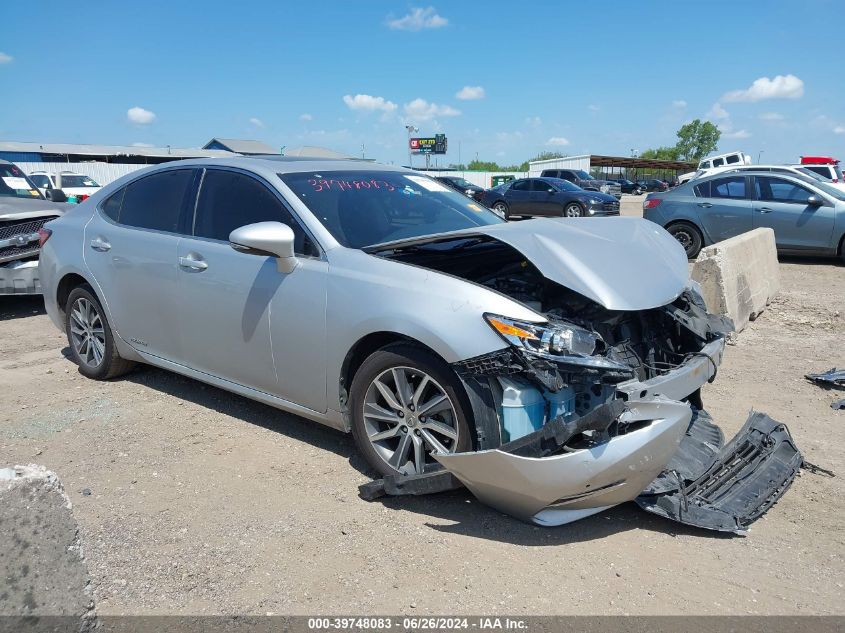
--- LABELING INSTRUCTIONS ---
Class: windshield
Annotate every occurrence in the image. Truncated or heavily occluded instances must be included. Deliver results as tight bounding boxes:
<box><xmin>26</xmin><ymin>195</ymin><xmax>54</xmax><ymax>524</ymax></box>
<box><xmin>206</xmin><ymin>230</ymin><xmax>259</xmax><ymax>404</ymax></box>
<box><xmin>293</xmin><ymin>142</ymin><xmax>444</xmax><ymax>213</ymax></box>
<box><xmin>0</xmin><ymin>164</ymin><xmax>44</xmax><ymax>199</ymax></box>
<box><xmin>61</xmin><ymin>175</ymin><xmax>99</xmax><ymax>188</ymax></box>
<box><xmin>811</xmin><ymin>178</ymin><xmax>845</xmax><ymax>201</ymax></box>
<box><xmin>279</xmin><ymin>170</ymin><xmax>504</xmax><ymax>248</ymax></box>
<box><xmin>573</xmin><ymin>170</ymin><xmax>594</xmax><ymax>180</ymax></box>
<box><xmin>547</xmin><ymin>178</ymin><xmax>582</xmax><ymax>192</ymax></box>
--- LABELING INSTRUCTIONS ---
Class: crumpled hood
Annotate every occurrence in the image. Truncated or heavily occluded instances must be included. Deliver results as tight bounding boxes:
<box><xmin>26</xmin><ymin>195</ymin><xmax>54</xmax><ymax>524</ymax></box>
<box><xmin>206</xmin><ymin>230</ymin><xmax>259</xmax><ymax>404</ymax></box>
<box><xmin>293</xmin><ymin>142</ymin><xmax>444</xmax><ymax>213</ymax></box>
<box><xmin>473</xmin><ymin>217</ymin><xmax>690</xmax><ymax>311</ymax></box>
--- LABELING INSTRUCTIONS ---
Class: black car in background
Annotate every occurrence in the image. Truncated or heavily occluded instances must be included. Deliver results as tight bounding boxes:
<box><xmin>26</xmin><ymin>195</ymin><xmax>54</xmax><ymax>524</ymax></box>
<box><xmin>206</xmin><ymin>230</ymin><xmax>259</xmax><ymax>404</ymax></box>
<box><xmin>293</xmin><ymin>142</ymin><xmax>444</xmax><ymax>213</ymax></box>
<box><xmin>539</xmin><ymin>168</ymin><xmax>622</xmax><ymax>199</ymax></box>
<box><xmin>610</xmin><ymin>179</ymin><xmax>644</xmax><ymax>194</ymax></box>
<box><xmin>637</xmin><ymin>179</ymin><xmax>670</xmax><ymax>192</ymax></box>
<box><xmin>480</xmin><ymin>177</ymin><xmax>619</xmax><ymax>219</ymax></box>
<box><xmin>434</xmin><ymin>176</ymin><xmax>485</xmax><ymax>201</ymax></box>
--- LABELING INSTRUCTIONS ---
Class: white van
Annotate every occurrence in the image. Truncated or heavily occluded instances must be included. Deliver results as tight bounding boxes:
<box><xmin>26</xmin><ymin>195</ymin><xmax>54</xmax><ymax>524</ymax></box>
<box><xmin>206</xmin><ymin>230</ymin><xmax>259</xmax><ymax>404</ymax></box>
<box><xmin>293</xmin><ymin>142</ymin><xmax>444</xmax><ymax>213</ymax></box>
<box><xmin>678</xmin><ymin>151</ymin><xmax>752</xmax><ymax>184</ymax></box>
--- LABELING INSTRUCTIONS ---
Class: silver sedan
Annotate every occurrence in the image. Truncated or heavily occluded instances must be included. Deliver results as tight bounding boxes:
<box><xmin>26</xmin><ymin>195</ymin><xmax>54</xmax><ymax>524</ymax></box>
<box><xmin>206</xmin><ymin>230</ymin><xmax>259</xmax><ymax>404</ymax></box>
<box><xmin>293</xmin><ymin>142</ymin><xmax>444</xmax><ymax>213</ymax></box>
<box><xmin>39</xmin><ymin>157</ymin><xmax>736</xmax><ymax>526</ymax></box>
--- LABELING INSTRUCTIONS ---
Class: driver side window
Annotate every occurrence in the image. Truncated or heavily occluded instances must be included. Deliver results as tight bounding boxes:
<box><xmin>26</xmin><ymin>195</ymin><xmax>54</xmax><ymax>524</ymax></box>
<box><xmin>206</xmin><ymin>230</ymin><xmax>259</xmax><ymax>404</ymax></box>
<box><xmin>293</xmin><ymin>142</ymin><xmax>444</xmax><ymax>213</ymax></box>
<box><xmin>755</xmin><ymin>176</ymin><xmax>816</xmax><ymax>204</ymax></box>
<box><xmin>193</xmin><ymin>169</ymin><xmax>317</xmax><ymax>256</ymax></box>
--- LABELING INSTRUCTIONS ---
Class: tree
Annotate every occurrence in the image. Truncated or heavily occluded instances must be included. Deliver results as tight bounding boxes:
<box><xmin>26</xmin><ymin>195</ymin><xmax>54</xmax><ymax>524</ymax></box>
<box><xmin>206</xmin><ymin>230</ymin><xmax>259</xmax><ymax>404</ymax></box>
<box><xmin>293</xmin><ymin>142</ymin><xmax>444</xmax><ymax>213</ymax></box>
<box><xmin>674</xmin><ymin>119</ymin><xmax>720</xmax><ymax>162</ymax></box>
<box><xmin>638</xmin><ymin>146</ymin><xmax>680</xmax><ymax>161</ymax></box>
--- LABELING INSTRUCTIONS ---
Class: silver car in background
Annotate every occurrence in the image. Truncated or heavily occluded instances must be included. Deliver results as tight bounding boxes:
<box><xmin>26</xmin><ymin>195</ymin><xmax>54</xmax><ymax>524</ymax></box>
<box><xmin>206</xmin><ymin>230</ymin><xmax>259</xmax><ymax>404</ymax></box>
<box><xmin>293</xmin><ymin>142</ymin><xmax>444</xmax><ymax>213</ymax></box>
<box><xmin>40</xmin><ymin>156</ymin><xmax>771</xmax><ymax>527</ymax></box>
<box><xmin>644</xmin><ymin>169</ymin><xmax>845</xmax><ymax>259</ymax></box>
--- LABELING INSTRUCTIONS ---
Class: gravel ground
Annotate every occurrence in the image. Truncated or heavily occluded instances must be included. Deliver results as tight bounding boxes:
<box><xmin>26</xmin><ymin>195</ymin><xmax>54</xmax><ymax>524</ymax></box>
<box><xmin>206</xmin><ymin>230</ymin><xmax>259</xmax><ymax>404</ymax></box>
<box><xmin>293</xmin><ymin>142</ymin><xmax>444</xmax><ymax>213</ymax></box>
<box><xmin>1</xmin><ymin>199</ymin><xmax>843</xmax><ymax>615</ymax></box>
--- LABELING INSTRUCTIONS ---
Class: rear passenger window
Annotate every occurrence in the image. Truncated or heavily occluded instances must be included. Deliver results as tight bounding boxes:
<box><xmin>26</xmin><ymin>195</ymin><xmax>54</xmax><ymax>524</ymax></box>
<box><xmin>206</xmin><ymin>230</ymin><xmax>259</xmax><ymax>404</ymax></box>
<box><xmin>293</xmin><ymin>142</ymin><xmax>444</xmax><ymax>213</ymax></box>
<box><xmin>726</xmin><ymin>154</ymin><xmax>740</xmax><ymax>164</ymax></box>
<box><xmin>101</xmin><ymin>188</ymin><xmax>125</xmax><ymax>221</ymax></box>
<box><xmin>709</xmin><ymin>176</ymin><xmax>746</xmax><ymax>199</ymax></box>
<box><xmin>117</xmin><ymin>169</ymin><xmax>194</xmax><ymax>232</ymax></box>
<box><xmin>693</xmin><ymin>181</ymin><xmax>710</xmax><ymax>197</ymax></box>
<box><xmin>193</xmin><ymin>169</ymin><xmax>316</xmax><ymax>256</ymax></box>
<box><xmin>712</xmin><ymin>158</ymin><xmax>724</xmax><ymax>167</ymax></box>
<box><xmin>510</xmin><ymin>180</ymin><xmax>529</xmax><ymax>191</ymax></box>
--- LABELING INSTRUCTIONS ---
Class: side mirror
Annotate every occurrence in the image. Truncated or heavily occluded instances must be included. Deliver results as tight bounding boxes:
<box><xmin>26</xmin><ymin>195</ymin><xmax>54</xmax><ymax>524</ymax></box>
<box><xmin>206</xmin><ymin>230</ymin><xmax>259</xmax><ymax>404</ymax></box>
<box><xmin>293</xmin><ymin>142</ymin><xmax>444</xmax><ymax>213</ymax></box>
<box><xmin>48</xmin><ymin>189</ymin><xmax>67</xmax><ymax>203</ymax></box>
<box><xmin>229</xmin><ymin>221</ymin><xmax>298</xmax><ymax>274</ymax></box>
<box><xmin>547</xmin><ymin>188</ymin><xmax>556</xmax><ymax>194</ymax></box>
<box><xmin>807</xmin><ymin>195</ymin><xmax>823</xmax><ymax>206</ymax></box>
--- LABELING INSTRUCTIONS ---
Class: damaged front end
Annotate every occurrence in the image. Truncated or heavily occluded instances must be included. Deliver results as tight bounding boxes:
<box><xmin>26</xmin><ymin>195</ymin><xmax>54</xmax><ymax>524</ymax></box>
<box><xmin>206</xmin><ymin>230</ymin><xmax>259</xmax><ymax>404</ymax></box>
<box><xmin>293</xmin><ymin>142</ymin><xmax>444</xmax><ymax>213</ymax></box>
<box><xmin>363</xmin><ymin>223</ymin><xmax>801</xmax><ymax>532</ymax></box>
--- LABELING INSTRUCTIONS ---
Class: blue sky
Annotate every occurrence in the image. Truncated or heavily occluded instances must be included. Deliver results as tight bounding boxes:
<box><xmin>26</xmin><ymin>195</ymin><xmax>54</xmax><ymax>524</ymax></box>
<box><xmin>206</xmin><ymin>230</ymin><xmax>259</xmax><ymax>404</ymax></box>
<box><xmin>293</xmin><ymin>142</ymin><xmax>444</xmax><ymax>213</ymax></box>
<box><xmin>2</xmin><ymin>1</ymin><xmax>843</xmax><ymax>165</ymax></box>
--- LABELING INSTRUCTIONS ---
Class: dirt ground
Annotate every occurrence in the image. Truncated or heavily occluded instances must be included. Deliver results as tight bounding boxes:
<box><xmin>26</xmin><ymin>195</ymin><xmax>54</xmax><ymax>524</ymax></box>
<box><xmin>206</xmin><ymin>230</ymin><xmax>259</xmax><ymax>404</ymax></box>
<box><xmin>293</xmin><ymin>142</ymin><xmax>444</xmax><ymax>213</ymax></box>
<box><xmin>1</xmin><ymin>198</ymin><xmax>843</xmax><ymax>615</ymax></box>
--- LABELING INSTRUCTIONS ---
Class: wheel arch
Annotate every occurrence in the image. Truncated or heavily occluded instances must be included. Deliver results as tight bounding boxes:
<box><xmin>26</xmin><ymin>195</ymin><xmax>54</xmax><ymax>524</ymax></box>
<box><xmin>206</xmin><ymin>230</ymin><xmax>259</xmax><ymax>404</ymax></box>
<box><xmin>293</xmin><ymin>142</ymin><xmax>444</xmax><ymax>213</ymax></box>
<box><xmin>340</xmin><ymin>331</ymin><xmax>443</xmax><ymax>408</ymax></box>
<box><xmin>56</xmin><ymin>272</ymin><xmax>94</xmax><ymax>318</ymax></box>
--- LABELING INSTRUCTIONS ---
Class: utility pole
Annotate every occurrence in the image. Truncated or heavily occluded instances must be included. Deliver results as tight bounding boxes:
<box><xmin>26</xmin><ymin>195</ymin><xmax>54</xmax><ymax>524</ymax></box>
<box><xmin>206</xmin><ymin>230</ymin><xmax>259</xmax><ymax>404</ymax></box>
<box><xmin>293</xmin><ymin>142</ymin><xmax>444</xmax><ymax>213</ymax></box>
<box><xmin>405</xmin><ymin>125</ymin><xmax>418</xmax><ymax>167</ymax></box>
<box><xmin>757</xmin><ymin>150</ymin><xmax>764</xmax><ymax>164</ymax></box>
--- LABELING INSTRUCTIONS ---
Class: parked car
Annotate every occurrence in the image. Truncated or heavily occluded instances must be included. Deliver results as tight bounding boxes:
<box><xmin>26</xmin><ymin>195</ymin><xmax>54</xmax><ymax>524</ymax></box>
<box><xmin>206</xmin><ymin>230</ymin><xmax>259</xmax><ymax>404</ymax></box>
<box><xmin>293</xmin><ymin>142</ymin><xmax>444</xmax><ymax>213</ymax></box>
<box><xmin>610</xmin><ymin>179</ymin><xmax>643</xmax><ymax>195</ymax></box>
<box><xmin>29</xmin><ymin>171</ymin><xmax>102</xmax><ymax>203</ymax></box>
<box><xmin>539</xmin><ymin>169</ymin><xmax>622</xmax><ymax>199</ymax></box>
<box><xmin>721</xmin><ymin>164</ymin><xmax>845</xmax><ymax>192</ymax></box>
<box><xmin>794</xmin><ymin>156</ymin><xmax>843</xmax><ymax>184</ymax></box>
<box><xmin>0</xmin><ymin>160</ymin><xmax>67</xmax><ymax>294</ymax></box>
<box><xmin>480</xmin><ymin>177</ymin><xmax>619</xmax><ymax>219</ymax></box>
<box><xmin>637</xmin><ymin>179</ymin><xmax>669</xmax><ymax>192</ymax></box>
<box><xmin>678</xmin><ymin>151</ymin><xmax>752</xmax><ymax>184</ymax></box>
<box><xmin>643</xmin><ymin>170</ymin><xmax>845</xmax><ymax>259</ymax></box>
<box><xmin>40</xmin><ymin>156</ymin><xmax>796</xmax><ymax>528</ymax></box>
<box><xmin>433</xmin><ymin>175</ymin><xmax>485</xmax><ymax>201</ymax></box>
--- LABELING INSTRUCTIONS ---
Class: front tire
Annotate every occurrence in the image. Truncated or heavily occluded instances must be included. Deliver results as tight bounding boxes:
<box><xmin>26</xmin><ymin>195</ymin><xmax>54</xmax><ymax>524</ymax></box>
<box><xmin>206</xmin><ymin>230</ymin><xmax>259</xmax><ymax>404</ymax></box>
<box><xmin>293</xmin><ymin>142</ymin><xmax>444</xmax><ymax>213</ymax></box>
<box><xmin>667</xmin><ymin>221</ymin><xmax>704</xmax><ymax>259</ymax></box>
<box><xmin>65</xmin><ymin>285</ymin><xmax>135</xmax><ymax>380</ymax></box>
<box><xmin>564</xmin><ymin>203</ymin><xmax>584</xmax><ymax>217</ymax></box>
<box><xmin>350</xmin><ymin>344</ymin><xmax>472</xmax><ymax>477</ymax></box>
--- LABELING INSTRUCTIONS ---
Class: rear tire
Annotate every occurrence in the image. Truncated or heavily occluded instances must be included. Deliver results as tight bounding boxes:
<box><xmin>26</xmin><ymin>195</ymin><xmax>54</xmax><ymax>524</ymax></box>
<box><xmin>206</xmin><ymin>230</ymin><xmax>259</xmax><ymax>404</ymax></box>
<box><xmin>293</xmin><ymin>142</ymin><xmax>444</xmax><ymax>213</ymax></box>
<box><xmin>350</xmin><ymin>344</ymin><xmax>473</xmax><ymax>477</ymax></box>
<box><xmin>667</xmin><ymin>221</ymin><xmax>704</xmax><ymax>259</ymax></box>
<box><xmin>492</xmin><ymin>201</ymin><xmax>510</xmax><ymax>220</ymax></box>
<box><xmin>65</xmin><ymin>284</ymin><xmax>135</xmax><ymax>380</ymax></box>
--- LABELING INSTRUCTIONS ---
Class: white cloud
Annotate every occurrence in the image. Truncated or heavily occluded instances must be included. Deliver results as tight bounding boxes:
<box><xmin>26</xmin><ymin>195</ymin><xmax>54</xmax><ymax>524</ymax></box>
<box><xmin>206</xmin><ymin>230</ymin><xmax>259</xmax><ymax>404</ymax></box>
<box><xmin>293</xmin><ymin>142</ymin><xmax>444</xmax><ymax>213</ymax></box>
<box><xmin>495</xmin><ymin>131</ymin><xmax>524</xmax><ymax>143</ymax></box>
<box><xmin>587</xmin><ymin>104</ymin><xmax>600</xmax><ymax>112</ymax></box>
<box><xmin>759</xmin><ymin>112</ymin><xmax>784</xmax><ymax>121</ymax></box>
<box><xmin>707</xmin><ymin>102</ymin><xmax>729</xmax><ymax>120</ymax></box>
<box><xmin>249</xmin><ymin>117</ymin><xmax>264</xmax><ymax>128</ymax></box>
<box><xmin>546</xmin><ymin>137</ymin><xmax>570</xmax><ymax>146</ymax></box>
<box><xmin>131</xmin><ymin>142</ymin><xmax>153</xmax><ymax>147</ymax></box>
<box><xmin>387</xmin><ymin>7</ymin><xmax>448</xmax><ymax>31</ymax></box>
<box><xmin>834</xmin><ymin>126</ymin><xmax>845</xmax><ymax>135</ymax></box>
<box><xmin>299</xmin><ymin>113</ymin><xmax>313</xmax><ymax>121</ymax></box>
<box><xmin>456</xmin><ymin>85</ymin><xmax>485</xmax><ymax>100</ymax></box>
<box><xmin>672</xmin><ymin>100</ymin><xmax>687</xmax><ymax>108</ymax></box>
<box><xmin>722</xmin><ymin>74</ymin><xmax>804</xmax><ymax>103</ymax></box>
<box><xmin>342</xmin><ymin>94</ymin><xmax>397</xmax><ymax>113</ymax></box>
<box><xmin>403</xmin><ymin>98</ymin><xmax>460</xmax><ymax>122</ymax></box>
<box><xmin>127</xmin><ymin>106</ymin><xmax>156</xmax><ymax>125</ymax></box>
<box><xmin>0</xmin><ymin>52</ymin><xmax>12</xmax><ymax>64</ymax></box>
<box><xmin>524</xmin><ymin>116</ymin><xmax>542</xmax><ymax>127</ymax></box>
<box><xmin>722</xmin><ymin>129</ymin><xmax>751</xmax><ymax>139</ymax></box>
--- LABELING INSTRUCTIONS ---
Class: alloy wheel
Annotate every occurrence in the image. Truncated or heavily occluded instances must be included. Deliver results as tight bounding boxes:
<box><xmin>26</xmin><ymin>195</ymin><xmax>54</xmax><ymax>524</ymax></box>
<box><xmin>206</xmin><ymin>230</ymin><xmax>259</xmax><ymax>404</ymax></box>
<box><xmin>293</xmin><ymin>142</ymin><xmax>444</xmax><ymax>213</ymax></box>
<box><xmin>362</xmin><ymin>366</ymin><xmax>460</xmax><ymax>475</ymax></box>
<box><xmin>69</xmin><ymin>297</ymin><xmax>106</xmax><ymax>368</ymax></box>
<box><xmin>564</xmin><ymin>203</ymin><xmax>583</xmax><ymax>217</ymax></box>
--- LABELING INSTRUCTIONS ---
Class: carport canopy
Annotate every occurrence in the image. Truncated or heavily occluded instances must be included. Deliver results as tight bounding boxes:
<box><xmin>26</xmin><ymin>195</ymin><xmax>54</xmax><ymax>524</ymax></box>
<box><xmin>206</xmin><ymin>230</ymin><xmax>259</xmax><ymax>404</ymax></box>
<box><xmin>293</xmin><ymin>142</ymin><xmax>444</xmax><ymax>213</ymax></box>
<box><xmin>589</xmin><ymin>155</ymin><xmax>697</xmax><ymax>172</ymax></box>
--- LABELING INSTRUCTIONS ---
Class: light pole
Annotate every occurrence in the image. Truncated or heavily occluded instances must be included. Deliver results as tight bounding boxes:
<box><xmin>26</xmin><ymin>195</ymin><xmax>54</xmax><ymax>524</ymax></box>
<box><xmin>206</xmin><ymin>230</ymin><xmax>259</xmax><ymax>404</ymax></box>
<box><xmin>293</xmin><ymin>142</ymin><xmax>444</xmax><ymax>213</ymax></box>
<box><xmin>405</xmin><ymin>125</ymin><xmax>418</xmax><ymax>167</ymax></box>
<box><xmin>757</xmin><ymin>150</ymin><xmax>763</xmax><ymax>164</ymax></box>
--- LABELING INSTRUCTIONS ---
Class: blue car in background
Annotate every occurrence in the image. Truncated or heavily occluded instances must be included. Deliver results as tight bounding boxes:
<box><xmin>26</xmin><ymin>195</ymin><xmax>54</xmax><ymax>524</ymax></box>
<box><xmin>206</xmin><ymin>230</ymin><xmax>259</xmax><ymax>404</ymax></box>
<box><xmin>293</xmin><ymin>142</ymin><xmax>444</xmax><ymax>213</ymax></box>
<box><xmin>643</xmin><ymin>169</ymin><xmax>845</xmax><ymax>260</ymax></box>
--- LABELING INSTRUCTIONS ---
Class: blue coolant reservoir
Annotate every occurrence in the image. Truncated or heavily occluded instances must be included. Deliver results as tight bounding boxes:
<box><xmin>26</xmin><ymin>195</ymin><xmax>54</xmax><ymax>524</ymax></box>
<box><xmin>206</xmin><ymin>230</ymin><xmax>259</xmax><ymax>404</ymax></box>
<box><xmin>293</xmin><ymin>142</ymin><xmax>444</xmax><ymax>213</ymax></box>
<box><xmin>545</xmin><ymin>386</ymin><xmax>576</xmax><ymax>422</ymax></box>
<box><xmin>498</xmin><ymin>378</ymin><xmax>546</xmax><ymax>442</ymax></box>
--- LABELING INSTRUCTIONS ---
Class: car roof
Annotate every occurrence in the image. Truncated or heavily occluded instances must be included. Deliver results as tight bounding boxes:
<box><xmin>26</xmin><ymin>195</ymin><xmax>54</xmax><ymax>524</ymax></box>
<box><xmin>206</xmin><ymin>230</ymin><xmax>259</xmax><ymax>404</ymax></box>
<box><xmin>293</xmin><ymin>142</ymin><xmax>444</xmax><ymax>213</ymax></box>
<box><xmin>123</xmin><ymin>155</ymin><xmax>407</xmax><ymax>176</ymax></box>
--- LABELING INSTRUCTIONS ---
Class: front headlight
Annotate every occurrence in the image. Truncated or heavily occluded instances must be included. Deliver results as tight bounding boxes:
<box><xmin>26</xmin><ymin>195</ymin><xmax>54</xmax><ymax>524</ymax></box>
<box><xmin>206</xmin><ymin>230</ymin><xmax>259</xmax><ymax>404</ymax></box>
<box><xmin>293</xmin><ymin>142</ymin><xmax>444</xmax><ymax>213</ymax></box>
<box><xmin>485</xmin><ymin>314</ymin><xmax>597</xmax><ymax>357</ymax></box>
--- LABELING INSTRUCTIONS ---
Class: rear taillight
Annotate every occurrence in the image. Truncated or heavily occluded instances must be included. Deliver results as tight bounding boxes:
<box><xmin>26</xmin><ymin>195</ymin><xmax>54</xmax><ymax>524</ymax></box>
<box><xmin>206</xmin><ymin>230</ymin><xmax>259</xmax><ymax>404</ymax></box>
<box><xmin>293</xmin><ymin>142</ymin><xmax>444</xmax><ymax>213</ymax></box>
<box><xmin>643</xmin><ymin>199</ymin><xmax>662</xmax><ymax>209</ymax></box>
<box><xmin>37</xmin><ymin>227</ymin><xmax>52</xmax><ymax>247</ymax></box>
<box><xmin>78</xmin><ymin>194</ymin><xmax>89</xmax><ymax>201</ymax></box>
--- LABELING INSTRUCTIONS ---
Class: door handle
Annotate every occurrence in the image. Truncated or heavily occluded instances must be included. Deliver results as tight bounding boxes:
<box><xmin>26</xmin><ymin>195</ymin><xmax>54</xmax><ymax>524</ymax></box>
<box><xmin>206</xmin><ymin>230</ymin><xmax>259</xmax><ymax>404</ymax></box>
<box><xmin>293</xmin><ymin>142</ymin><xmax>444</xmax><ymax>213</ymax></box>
<box><xmin>697</xmin><ymin>203</ymin><xmax>713</xmax><ymax>208</ymax></box>
<box><xmin>89</xmin><ymin>237</ymin><xmax>111</xmax><ymax>252</ymax></box>
<box><xmin>757</xmin><ymin>207</ymin><xmax>773</xmax><ymax>214</ymax></box>
<box><xmin>179</xmin><ymin>255</ymin><xmax>208</xmax><ymax>271</ymax></box>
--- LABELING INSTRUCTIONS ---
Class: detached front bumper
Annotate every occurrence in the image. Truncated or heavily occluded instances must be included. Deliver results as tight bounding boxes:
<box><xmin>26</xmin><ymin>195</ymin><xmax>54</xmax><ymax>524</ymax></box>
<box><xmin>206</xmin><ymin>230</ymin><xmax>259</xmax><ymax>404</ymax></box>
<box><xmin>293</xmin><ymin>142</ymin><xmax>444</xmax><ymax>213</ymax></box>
<box><xmin>435</xmin><ymin>398</ymin><xmax>691</xmax><ymax>526</ymax></box>
<box><xmin>0</xmin><ymin>260</ymin><xmax>42</xmax><ymax>295</ymax></box>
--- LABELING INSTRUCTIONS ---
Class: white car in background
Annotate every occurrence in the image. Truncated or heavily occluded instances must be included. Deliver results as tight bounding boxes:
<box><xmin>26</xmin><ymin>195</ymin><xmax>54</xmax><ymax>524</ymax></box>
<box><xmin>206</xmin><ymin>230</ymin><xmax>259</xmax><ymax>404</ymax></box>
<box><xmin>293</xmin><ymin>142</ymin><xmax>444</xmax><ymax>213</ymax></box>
<box><xmin>29</xmin><ymin>171</ymin><xmax>102</xmax><ymax>202</ymax></box>
<box><xmin>678</xmin><ymin>151</ymin><xmax>752</xmax><ymax>184</ymax></box>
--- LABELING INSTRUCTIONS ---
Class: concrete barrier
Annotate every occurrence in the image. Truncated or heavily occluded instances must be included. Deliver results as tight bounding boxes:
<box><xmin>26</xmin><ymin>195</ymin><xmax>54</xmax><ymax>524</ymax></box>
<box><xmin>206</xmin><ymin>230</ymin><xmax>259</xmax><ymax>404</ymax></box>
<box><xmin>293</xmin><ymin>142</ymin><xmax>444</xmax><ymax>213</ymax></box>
<box><xmin>691</xmin><ymin>227</ymin><xmax>780</xmax><ymax>333</ymax></box>
<box><xmin>0</xmin><ymin>465</ymin><xmax>95</xmax><ymax>628</ymax></box>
